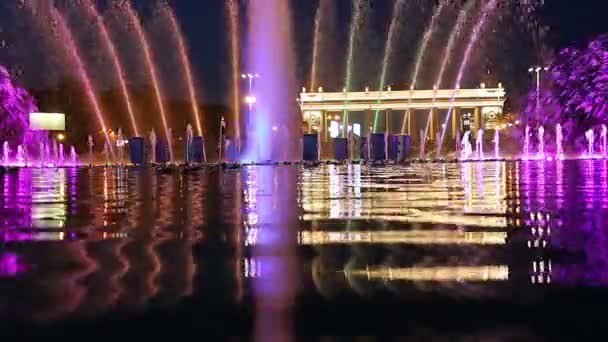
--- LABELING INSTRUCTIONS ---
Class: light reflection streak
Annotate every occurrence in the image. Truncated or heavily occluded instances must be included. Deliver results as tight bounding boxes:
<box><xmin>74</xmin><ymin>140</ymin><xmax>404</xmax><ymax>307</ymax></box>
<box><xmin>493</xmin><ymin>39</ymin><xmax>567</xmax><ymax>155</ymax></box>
<box><xmin>348</xmin><ymin>266</ymin><xmax>510</xmax><ymax>282</ymax></box>
<box><xmin>300</xmin><ymin>164</ymin><xmax>508</xmax><ymax>227</ymax></box>
<box><xmin>299</xmin><ymin>230</ymin><xmax>506</xmax><ymax>245</ymax></box>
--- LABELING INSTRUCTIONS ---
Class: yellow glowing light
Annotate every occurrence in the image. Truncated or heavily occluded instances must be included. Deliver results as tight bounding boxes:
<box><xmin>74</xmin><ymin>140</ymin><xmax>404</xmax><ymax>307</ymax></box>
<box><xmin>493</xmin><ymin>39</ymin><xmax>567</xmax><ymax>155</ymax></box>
<box><xmin>57</xmin><ymin>134</ymin><xmax>65</xmax><ymax>141</ymax></box>
<box><xmin>299</xmin><ymin>230</ymin><xmax>507</xmax><ymax>246</ymax></box>
<box><xmin>348</xmin><ymin>265</ymin><xmax>509</xmax><ymax>282</ymax></box>
<box><xmin>334</xmin><ymin>115</ymin><xmax>341</xmax><ymax>121</ymax></box>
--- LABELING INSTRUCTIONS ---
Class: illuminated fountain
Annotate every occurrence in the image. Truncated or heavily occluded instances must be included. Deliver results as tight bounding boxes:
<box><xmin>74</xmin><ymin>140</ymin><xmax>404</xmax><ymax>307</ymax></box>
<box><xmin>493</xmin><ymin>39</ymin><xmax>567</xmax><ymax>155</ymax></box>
<box><xmin>461</xmin><ymin>131</ymin><xmax>472</xmax><ymax>160</ymax></box>
<box><xmin>538</xmin><ymin>126</ymin><xmax>545</xmax><ymax>158</ymax></box>
<box><xmin>125</xmin><ymin>2</ymin><xmax>172</xmax><ymax>163</ymax></box>
<box><xmin>556</xmin><ymin>124</ymin><xmax>564</xmax><ymax>159</ymax></box>
<box><xmin>475</xmin><ymin>129</ymin><xmax>484</xmax><ymax>160</ymax></box>
<box><xmin>70</xmin><ymin>146</ymin><xmax>78</xmax><ymax>166</ymax></box>
<box><xmin>523</xmin><ymin>125</ymin><xmax>531</xmax><ymax>159</ymax></box>
<box><xmin>59</xmin><ymin>143</ymin><xmax>65</xmax><ymax>167</ymax></box>
<box><xmin>2</xmin><ymin>142</ymin><xmax>9</xmax><ymax>166</ymax></box>
<box><xmin>185</xmin><ymin>124</ymin><xmax>193</xmax><ymax>164</ymax></box>
<box><xmin>84</xmin><ymin>0</ymin><xmax>139</xmax><ymax>137</ymax></box>
<box><xmin>586</xmin><ymin>129</ymin><xmax>595</xmax><ymax>157</ymax></box>
<box><xmin>245</xmin><ymin>0</ymin><xmax>297</xmax><ymax>161</ymax></box>
<box><xmin>493</xmin><ymin>130</ymin><xmax>500</xmax><ymax>160</ymax></box>
<box><xmin>422</xmin><ymin>1</ymin><xmax>474</xmax><ymax>143</ymax></box>
<box><xmin>341</xmin><ymin>0</ymin><xmax>366</xmax><ymax>137</ymax></box>
<box><xmin>49</xmin><ymin>8</ymin><xmax>114</xmax><ymax>159</ymax></box>
<box><xmin>438</xmin><ymin>0</ymin><xmax>499</xmax><ymax>156</ymax></box>
<box><xmin>162</xmin><ymin>4</ymin><xmax>203</xmax><ymax>136</ymax></box>
<box><xmin>373</xmin><ymin>0</ymin><xmax>406</xmax><ymax>132</ymax></box>
<box><xmin>52</xmin><ymin>140</ymin><xmax>58</xmax><ymax>164</ymax></box>
<box><xmin>17</xmin><ymin>145</ymin><xmax>26</xmax><ymax>166</ymax></box>
<box><xmin>103</xmin><ymin>142</ymin><xmax>111</xmax><ymax>166</ymax></box>
<box><xmin>150</xmin><ymin>130</ymin><xmax>157</xmax><ymax>164</ymax></box>
<box><xmin>601</xmin><ymin>125</ymin><xmax>607</xmax><ymax>158</ymax></box>
<box><xmin>87</xmin><ymin>135</ymin><xmax>94</xmax><ymax>166</ymax></box>
<box><xmin>117</xmin><ymin>128</ymin><xmax>125</xmax><ymax>165</ymax></box>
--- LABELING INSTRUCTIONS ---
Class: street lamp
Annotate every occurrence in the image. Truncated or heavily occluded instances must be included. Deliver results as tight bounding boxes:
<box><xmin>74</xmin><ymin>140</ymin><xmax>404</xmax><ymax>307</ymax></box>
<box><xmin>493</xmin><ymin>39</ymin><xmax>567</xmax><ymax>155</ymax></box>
<box><xmin>529</xmin><ymin>66</ymin><xmax>549</xmax><ymax>118</ymax></box>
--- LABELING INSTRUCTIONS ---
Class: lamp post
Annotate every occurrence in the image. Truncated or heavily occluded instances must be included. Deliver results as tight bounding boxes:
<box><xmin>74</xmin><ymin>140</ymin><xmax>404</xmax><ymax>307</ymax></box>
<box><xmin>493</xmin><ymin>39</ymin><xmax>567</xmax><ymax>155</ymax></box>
<box><xmin>528</xmin><ymin>66</ymin><xmax>549</xmax><ymax>119</ymax></box>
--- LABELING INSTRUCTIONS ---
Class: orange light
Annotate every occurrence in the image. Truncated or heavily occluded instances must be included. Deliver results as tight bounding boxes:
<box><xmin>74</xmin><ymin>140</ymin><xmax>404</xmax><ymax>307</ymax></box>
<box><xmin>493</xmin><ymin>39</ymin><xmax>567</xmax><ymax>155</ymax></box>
<box><xmin>57</xmin><ymin>134</ymin><xmax>65</xmax><ymax>141</ymax></box>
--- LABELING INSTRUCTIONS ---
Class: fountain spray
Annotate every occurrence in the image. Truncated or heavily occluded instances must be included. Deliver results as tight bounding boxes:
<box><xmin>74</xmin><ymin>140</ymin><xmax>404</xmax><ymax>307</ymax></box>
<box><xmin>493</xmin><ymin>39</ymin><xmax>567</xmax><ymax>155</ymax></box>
<box><xmin>556</xmin><ymin>124</ymin><xmax>563</xmax><ymax>159</ymax></box>
<box><xmin>150</xmin><ymin>130</ymin><xmax>157</xmax><ymax>164</ymax></box>
<box><xmin>39</xmin><ymin>142</ymin><xmax>45</xmax><ymax>168</ymax></box>
<box><xmin>88</xmin><ymin>135</ymin><xmax>94</xmax><ymax>166</ymax></box>
<box><xmin>373</xmin><ymin>0</ymin><xmax>406</xmax><ymax>133</ymax></box>
<box><xmin>602</xmin><ymin>125</ymin><xmax>607</xmax><ymax>158</ymax></box>
<box><xmin>422</xmin><ymin>1</ymin><xmax>475</xmax><ymax>143</ymax></box>
<box><xmin>476</xmin><ymin>129</ymin><xmax>484</xmax><ymax>160</ymax></box>
<box><xmin>310</xmin><ymin>0</ymin><xmax>326</xmax><ymax>92</ymax></box>
<box><xmin>162</xmin><ymin>4</ymin><xmax>203</xmax><ymax>136</ymax></box>
<box><xmin>342</xmin><ymin>0</ymin><xmax>365</xmax><ymax>137</ymax></box>
<box><xmin>494</xmin><ymin>129</ymin><xmax>500</xmax><ymax>159</ymax></box>
<box><xmin>228</xmin><ymin>0</ymin><xmax>241</xmax><ymax>150</ymax></box>
<box><xmin>586</xmin><ymin>129</ymin><xmax>595</xmax><ymax>156</ymax></box>
<box><xmin>461</xmin><ymin>131</ymin><xmax>472</xmax><ymax>160</ymax></box>
<box><xmin>59</xmin><ymin>143</ymin><xmax>64</xmax><ymax>167</ymax></box>
<box><xmin>104</xmin><ymin>141</ymin><xmax>110</xmax><ymax>166</ymax></box>
<box><xmin>438</xmin><ymin>0</ymin><xmax>500</xmax><ymax>156</ymax></box>
<box><xmin>124</xmin><ymin>3</ymin><xmax>172</xmax><ymax>162</ymax></box>
<box><xmin>2</xmin><ymin>142</ymin><xmax>9</xmax><ymax>166</ymax></box>
<box><xmin>83</xmin><ymin>0</ymin><xmax>139</xmax><ymax>137</ymax></box>
<box><xmin>70</xmin><ymin>146</ymin><xmax>78</xmax><ymax>166</ymax></box>
<box><xmin>50</xmin><ymin>8</ymin><xmax>114</xmax><ymax>159</ymax></box>
<box><xmin>524</xmin><ymin>125</ymin><xmax>531</xmax><ymax>159</ymax></box>
<box><xmin>185</xmin><ymin>124</ymin><xmax>194</xmax><ymax>164</ymax></box>
<box><xmin>117</xmin><ymin>128</ymin><xmax>124</xmax><ymax>165</ymax></box>
<box><xmin>538</xmin><ymin>126</ymin><xmax>545</xmax><ymax>157</ymax></box>
<box><xmin>400</xmin><ymin>1</ymin><xmax>447</xmax><ymax>134</ymax></box>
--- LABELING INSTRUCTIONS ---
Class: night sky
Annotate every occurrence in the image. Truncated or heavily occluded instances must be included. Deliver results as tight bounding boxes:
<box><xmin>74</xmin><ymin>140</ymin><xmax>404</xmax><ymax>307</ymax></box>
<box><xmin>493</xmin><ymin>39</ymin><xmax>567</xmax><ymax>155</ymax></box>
<box><xmin>154</xmin><ymin>0</ymin><xmax>608</xmax><ymax>105</ymax></box>
<box><xmin>1</xmin><ymin>0</ymin><xmax>607</xmax><ymax>107</ymax></box>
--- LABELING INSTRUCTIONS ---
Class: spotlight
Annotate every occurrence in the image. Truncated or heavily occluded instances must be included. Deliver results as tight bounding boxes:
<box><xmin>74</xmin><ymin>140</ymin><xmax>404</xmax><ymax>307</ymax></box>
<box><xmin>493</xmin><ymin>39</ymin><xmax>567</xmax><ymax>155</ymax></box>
<box><xmin>245</xmin><ymin>96</ymin><xmax>257</xmax><ymax>104</ymax></box>
<box><xmin>57</xmin><ymin>134</ymin><xmax>65</xmax><ymax>141</ymax></box>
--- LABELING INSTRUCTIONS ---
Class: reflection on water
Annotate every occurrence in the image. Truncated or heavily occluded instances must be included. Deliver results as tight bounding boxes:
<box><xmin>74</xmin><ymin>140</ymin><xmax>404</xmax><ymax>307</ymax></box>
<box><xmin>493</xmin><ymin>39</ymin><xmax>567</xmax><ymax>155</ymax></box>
<box><xmin>1</xmin><ymin>161</ymin><xmax>608</xmax><ymax>329</ymax></box>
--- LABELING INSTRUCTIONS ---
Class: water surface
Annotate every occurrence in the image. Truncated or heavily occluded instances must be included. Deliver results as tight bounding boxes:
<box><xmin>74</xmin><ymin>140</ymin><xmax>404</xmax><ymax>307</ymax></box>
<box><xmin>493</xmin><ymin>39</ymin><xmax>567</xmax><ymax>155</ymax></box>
<box><xmin>1</xmin><ymin>161</ymin><xmax>607</xmax><ymax>338</ymax></box>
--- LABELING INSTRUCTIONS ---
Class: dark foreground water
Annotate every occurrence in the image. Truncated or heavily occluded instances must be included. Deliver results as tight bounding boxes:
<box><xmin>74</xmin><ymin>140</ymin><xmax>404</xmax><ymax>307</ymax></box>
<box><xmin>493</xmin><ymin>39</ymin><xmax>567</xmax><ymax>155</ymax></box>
<box><xmin>1</xmin><ymin>161</ymin><xmax>608</xmax><ymax>339</ymax></box>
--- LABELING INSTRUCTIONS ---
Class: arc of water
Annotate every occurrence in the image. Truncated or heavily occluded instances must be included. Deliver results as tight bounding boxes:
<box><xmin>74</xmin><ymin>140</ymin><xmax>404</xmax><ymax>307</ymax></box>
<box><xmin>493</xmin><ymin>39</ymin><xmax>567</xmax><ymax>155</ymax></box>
<box><xmin>50</xmin><ymin>8</ymin><xmax>114</xmax><ymax>159</ymax></box>
<box><xmin>400</xmin><ymin>1</ymin><xmax>447</xmax><ymax>134</ymax></box>
<box><xmin>372</xmin><ymin>0</ymin><xmax>406</xmax><ymax>133</ymax></box>
<box><xmin>342</xmin><ymin>0</ymin><xmax>365</xmax><ymax>138</ymax></box>
<box><xmin>423</xmin><ymin>1</ymin><xmax>475</xmax><ymax>146</ymax></box>
<box><xmin>125</xmin><ymin>3</ymin><xmax>172</xmax><ymax>162</ymax></box>
<box><xmin>164</xmin><ymin>5</ymin><xmax>203</xmax><ymax>137</ymax></box>
<box><xmin>310</xmin><ymin>0</ymin><xmax>325</xmax><ymax>92</ymax></box>
<box><xmin>228</xmin><ymin>0</ymin><xmax>241</xmax><ymax>150</ymax></box>
<box><xmin>438</xmin><ymin>0</ymin><xmax>500</xmax><ymax>156</ymax></box>
<box><xmin>84</xmin><ymin>0</ymin><xmax>139</xmax><ymax>137</ymax></box>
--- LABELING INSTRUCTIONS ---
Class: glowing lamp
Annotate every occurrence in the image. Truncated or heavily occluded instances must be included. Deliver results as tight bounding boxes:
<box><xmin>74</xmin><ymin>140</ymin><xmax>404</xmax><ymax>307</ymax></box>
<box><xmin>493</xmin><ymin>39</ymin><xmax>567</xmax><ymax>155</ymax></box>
<box><xmin>245</xmin><ymin>96</ymin><xmax>257</xmax><ymax>104</ymax></box>
<box><xmin>57</xmin><ymin>134</ymin><xmax>65</xmax><ymax>141</ymax></box>
<box><xmin>334</xmin><ymin>115</ymin><xmax>341</xmax><ymax>121</ymax></box>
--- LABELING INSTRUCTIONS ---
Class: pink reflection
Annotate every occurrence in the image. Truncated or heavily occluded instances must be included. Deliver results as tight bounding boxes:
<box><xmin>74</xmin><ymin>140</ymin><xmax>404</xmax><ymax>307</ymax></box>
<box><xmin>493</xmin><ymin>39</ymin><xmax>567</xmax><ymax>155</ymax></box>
<box><xmin>0</xmin><ymin>252</ymin><xmax>28</xmax><ymax>277</ymax></box>
<box><xmin>248</xmin><ymin>166</ymin><xmax>297</xmax><ymax>342</ymax></box>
